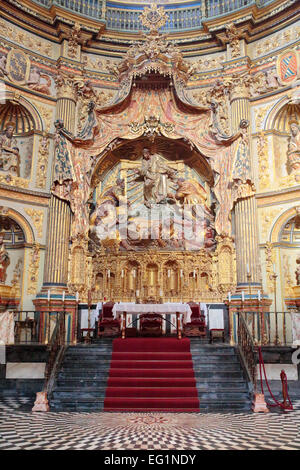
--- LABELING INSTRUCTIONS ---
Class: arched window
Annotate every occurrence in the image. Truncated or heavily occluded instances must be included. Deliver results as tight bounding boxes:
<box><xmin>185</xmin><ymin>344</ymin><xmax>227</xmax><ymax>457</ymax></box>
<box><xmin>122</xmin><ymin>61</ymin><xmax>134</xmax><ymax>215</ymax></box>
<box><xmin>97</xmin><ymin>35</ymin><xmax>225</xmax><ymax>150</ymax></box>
<box><xmin>280</xmin><ymin>215</ymin><xmax>300</xmax><ymax>245</ymax></box>
<box><xmin>0</xmin><ymin>216</ymin><xmax>25</xmax><ymax>245</ymax></box>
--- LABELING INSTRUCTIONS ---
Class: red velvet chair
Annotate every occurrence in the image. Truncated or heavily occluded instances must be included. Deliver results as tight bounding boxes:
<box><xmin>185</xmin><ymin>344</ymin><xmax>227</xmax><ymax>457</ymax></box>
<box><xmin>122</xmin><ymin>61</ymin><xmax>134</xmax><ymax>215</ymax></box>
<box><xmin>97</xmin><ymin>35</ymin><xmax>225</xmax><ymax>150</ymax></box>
<box><xmin>98</xmin><ymin>301</ymin><xmax>121</xmax><ymax>337</ymax></box>
<box><xmin>183</xmin><ymin>302</ymin><xmax>206</xmax><ymax>337</ymax></box>
<box><xmin>139</xmin><ymin>313</ymin><xmax>163</xmax><ymax>337</ymax></box>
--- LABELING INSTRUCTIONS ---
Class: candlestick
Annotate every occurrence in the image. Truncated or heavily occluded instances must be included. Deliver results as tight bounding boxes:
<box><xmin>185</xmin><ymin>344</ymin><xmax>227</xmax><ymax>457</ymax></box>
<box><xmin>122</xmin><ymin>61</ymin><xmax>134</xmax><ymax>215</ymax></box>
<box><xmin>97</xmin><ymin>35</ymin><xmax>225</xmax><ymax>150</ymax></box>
<box><xmin>47</xmin><ymin>290</ymin><xmax>50</xmax><ymax>302</ymax></box>
<box><xmin>76</xmin><ymin>291</ymin><xmax>79</xmax><ymax>302</ymax></box>
<box><xmin>228</xmin><ymin>292</ymin><xmax>231</xmax><ymax>302</ymax></box>
<box><xmin>242</xmin><ymin>291</ymin><xmax>245</xmax><ymax>302</ymax></box>
<box><xmin>108</xmin><ymin>269</ymin><xmax>110</xmax><ymax>278</ymax></box>
<box><xmin>136</xmin><ymin>289</ymin><xmax>139</xmax><ymax>298</ymax></box>
<box><xmin>62</xmin><ymin>291</ymin><xmax>65</xmax><ymax>302</ymax></box>
<box><xmin>246</xmin><ymin>264</ymin><xmax>249</xmax><ymax>274</ymax></box>
<box><xmin>193</xmin><ymin>270</ymin><xmax>196</xmax><ymax>278</ymax></box>
<box><xmin>180</xmin><ymin>269</ymin><xmax>183</xmax><ymax>278</ymax></box>
<box><xmin>121</xmin><ymin>269</ymin><xmax>124</xmax><ymax>278</ymax></box>
<box><xmin>168</xmin><ymin>269</ymin><xmax>171</xmax><ymax>278</ymax></box>
<box><xmin>258</xmin><ymin>290</ymin><xmax>261</xmax><ymax>302</ymax></box>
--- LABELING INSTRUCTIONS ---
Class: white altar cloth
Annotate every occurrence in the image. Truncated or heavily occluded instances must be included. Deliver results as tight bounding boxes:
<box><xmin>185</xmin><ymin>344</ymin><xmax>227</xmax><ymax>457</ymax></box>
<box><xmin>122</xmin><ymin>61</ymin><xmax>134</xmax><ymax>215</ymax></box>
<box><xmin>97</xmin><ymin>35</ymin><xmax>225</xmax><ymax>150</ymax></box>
<box><xmin>112</xmin><ymin>303</ymin><xmax>192</xmax><ymax>323</ymax></box>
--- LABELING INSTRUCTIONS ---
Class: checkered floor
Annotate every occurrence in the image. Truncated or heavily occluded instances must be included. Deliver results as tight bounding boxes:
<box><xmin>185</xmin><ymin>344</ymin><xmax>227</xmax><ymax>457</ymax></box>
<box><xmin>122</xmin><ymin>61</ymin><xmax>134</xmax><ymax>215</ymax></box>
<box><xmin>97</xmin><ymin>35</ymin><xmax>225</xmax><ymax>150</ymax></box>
<box><xmin>0</xmin><ymin>398</ymin><xmax>300</xmax><ymax>450</ymax></box>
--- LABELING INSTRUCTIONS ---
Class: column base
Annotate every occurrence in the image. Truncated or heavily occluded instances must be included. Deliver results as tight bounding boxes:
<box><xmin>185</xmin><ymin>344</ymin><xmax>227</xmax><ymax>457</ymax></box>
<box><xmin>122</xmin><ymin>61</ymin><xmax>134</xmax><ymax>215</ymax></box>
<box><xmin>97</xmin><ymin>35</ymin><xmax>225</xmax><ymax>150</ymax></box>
<box><xmin>33</xmin><ymin>287</ymin><xmax>78</xmax><ymax>344</ymax></box>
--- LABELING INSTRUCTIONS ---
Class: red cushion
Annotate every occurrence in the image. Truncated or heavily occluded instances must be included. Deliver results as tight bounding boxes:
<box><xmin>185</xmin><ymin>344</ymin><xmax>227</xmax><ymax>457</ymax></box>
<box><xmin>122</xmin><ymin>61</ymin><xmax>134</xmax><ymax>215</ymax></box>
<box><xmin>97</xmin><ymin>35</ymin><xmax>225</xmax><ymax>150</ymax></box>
<box><xmin>102</xmin><ymin>301</ymin><xmax>115</xmax><ymax>318</ymax></box>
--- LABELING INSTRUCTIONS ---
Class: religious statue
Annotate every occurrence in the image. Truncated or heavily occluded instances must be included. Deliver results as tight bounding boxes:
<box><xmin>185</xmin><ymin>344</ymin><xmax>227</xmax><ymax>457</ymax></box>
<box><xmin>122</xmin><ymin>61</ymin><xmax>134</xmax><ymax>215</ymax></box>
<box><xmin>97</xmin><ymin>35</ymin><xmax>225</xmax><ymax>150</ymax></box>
<box><xmin>175</xmin><ymin>178</ymin><xmax>207</xmax><ymax>206</ymax></box>
<box><xmin>134</xmin><ymin>148</ymin><xmax>177</xmax><ymax>208</ymax></box>
<box><xmin>296</xmin><ymin>255</ymin><xmax>300</xmax><ymax>286</ymax></box>
<box><xmin>175</xmin><ymin>178</ymin><xmax>216</xmax><ymax>250</ymax></box>
<box><xmin>53</xmin><ymin>119</ymin><xmax>73</xmax><ymax>186</ymax></box>
<box><xmin>0</xmin><ymin>123</ymin><xmax>20</xmax><ymax>176</ymax></box>
<box><xmin>0</xmin><ymin>232</ymin><xmax>10</xmax><ymax>284</ymax></box>
<box><xmin>90</xmin><ymin>178</ymin><xmax>127</xmax><ymax>246</ymax></box>
<box><xmin>27</xmin><ymin>67</ymin><xmax>51</xmax><ymax>95</ymax></box>
<box><xmin>287</xmin><ymin>120</ymin><xmax>300</xmax><ymax>174</ymax></box>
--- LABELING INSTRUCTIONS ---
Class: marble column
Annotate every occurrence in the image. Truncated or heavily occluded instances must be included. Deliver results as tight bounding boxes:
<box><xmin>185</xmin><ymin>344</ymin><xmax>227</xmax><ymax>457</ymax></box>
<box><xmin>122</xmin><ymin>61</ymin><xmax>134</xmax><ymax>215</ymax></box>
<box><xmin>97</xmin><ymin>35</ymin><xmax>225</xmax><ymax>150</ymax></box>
<box><xmin>43</xmin><ymin>72</ymin><xmax>77</xmax><ymax>288</ymax></box>
<box><xmin>230</xmin><ymin>80</ymin><xmax>261</xmax><ymax>291</ymax></box>
<box><xmin>43</xmin><ymin>193</ymin><xmax>71</xmax><ymax>287</ymax></box>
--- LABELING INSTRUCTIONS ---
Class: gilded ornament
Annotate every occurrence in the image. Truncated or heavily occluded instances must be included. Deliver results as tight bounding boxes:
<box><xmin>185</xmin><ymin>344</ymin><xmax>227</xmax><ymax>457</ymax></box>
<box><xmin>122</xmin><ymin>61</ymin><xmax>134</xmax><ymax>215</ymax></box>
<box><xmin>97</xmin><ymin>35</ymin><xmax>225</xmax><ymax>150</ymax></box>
<box><xmin>36</xmin><ymin>133</ymin><xmax>49</xmax><ymax>189</ymax></box>
<box><xmin>25</xmin><ymin>208</ymin><xmax>44</xmax><ymax>239</ymax></box>
<box><xmin>27</xmin><ymin>243</ymin><xmax>40</xmax><ymax>295</ymax></box>
<box><xmin>0</xmin><ymin>20</ymin><xmax>52</xmax><ymax>57</ymax></box>
<box><xmin>225</xmin><ymin>23</ymin><xmax>242</xmax><ymax>59</ymax></box>
<box><xmin>68</xmin><ymin>23</ymin><xmax>82</xmax><ymax>59</ymax></box>
<box><xmin>257</xmin><ymin>132</ymin><xmax>270</xmax><ymax>190</ymax></box>
<box><xmin>140</xmin><ymin>4</ymin><xmax>168</xmax><ymax>32</ymax></box>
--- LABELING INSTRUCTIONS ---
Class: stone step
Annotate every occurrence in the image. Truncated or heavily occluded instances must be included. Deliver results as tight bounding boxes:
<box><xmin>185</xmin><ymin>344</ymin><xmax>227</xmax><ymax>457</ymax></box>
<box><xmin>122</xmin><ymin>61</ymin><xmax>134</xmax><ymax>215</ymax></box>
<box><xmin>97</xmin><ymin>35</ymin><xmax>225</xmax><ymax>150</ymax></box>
<box><xmin>59</xmin><ymin>371</ymin><xmax>110</xmax><ymax>379</ymax></box>
<box><xmin>193</xmin><ymin>363</ymin><xmax>242</xmax><ymax>371</ymax></box>
<box><xmin>199</xmin><ymin>401</ymin><xmax>251</xmax><ymax>411</ymax></box>
<box><xmin>61</xmin><ymin>361</ymin><xmax>111</xmax><ymax>368</ymax></box>
<box><xmin>198</xmin><ymin>391</ymin><xmax>250</xmax><ymax>400</ymax></box>
<box><xmin>194</xmin><ymin>371</ymin><xmax>244</xmax><ymax>379</ymax></box>
<box><xmin>50</xmin><ymin>399</ymin><xmax>105</xmax><ymax>412</ymax></box>
<box><xmin>192</xmin><ymin>356</ymin><xmax>239</xmax><ymax>363</ymax></box>
<box><xmin>57</xmin><ymin>378</ymin><xmax>108</xmax><ymax>387</ymax></box>
<box><xmin>196</xmin><ymin>382</ymin><xmax>247</xmax><ymax>391</ymax></box>
<box><xmin>52</xmin><ymin>388</ymin><xmax>106</xmax><ymax>399</ymax></box>
<box><xmin>63</xmin><ymin>354</ymin><xmax>112</xmax><ymax>361</ymax></box>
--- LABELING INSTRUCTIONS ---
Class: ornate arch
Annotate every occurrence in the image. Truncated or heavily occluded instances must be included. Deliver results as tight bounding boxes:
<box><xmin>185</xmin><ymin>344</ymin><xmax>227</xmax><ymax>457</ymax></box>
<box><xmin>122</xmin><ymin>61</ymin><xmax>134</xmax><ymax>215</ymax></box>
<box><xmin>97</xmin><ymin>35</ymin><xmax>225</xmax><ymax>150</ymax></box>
<box><xmin>264</xmin><ymin>95</ymin><xmax>300</xmax><ymax>132</ymax></box>
<box><xmin>0</xmin><ymin>91</ymin><xmax>44</xmax><ymax>132</ymax></box>
<box><xmin>270</xmin><ymin>206</ymin><xmax>300</xmax><ymax>242</ymax></box>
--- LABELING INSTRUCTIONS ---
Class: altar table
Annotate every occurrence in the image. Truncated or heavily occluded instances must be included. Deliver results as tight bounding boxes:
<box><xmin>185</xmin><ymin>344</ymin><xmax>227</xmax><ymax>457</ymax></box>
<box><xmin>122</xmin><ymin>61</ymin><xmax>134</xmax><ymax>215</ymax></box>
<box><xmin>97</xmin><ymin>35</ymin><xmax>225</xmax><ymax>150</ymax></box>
<box><xmin>112</xmin><ymin>303</ymin><xmax>193</xmax><ymax>339</ymax></box>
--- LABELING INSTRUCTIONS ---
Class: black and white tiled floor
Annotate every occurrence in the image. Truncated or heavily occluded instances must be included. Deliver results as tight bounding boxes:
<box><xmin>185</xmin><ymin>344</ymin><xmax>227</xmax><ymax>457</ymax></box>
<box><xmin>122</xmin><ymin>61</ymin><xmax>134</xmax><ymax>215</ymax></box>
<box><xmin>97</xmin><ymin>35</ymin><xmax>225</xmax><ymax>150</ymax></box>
<box><xmin>0</xmin><ymin>398</ymin><xmax>300</xmax><ymax>450</ymax></box>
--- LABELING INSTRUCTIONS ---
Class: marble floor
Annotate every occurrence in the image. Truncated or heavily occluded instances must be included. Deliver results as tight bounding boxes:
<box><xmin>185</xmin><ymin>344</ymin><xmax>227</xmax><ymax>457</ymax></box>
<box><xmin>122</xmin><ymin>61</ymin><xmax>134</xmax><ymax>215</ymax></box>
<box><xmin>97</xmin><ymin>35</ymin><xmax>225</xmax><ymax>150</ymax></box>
<box><xmin>0</xmin><ymin>398</ymin><xmax>300</xmax><ymax>450</ymax></box>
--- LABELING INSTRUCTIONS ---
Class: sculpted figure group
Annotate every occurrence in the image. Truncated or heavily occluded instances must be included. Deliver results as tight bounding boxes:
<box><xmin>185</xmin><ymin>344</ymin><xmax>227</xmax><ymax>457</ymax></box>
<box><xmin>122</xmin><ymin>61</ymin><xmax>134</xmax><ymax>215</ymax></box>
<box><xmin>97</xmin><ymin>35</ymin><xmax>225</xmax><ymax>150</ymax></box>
<box><xmin>90</xmin><ymin>148</ymin><xmax>216</xmax><ymax>252</ymax></box>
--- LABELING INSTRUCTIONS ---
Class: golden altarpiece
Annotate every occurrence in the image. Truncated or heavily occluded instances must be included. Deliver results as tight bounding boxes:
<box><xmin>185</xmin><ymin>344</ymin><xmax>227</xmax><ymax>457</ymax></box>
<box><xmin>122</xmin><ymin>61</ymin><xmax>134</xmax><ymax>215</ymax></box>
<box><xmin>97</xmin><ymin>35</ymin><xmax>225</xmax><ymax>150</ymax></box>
<box><xmin>0</xmin><ymin>2</ymin><xmax>299</xmax><ymax>345</ymax></box>
<box><xmin>58</xmin><ymin>10</ymin><xmax>247</xmax><ymax>310</ymax></box>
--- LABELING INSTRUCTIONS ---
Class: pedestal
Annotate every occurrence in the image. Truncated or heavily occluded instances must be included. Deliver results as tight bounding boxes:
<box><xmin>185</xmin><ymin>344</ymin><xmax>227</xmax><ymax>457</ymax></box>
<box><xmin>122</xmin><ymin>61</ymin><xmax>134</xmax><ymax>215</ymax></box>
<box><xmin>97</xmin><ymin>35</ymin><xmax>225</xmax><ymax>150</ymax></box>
<box><xmin>32</xmin><ymin>391</ymin><xmax>50</xmax><ymax>412</ymax></box>
<box><xmin>252</xmin><ymin>393</ymin><xmax>269</xmax><ymax>413</ymax></box>
<box><xmin>33</xmin><ymin>294</ymin><xmax>78</xmax><ymax>343</ymax></box>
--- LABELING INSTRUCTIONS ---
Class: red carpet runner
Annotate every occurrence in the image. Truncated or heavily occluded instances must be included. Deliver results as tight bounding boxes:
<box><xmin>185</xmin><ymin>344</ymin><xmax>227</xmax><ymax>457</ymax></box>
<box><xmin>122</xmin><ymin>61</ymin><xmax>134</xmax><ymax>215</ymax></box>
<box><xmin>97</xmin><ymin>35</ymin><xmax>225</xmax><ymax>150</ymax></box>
<box><xmin>104</xmin><ymin>338</ymin><xmax>200</xmax><ymax>412</ymax></box>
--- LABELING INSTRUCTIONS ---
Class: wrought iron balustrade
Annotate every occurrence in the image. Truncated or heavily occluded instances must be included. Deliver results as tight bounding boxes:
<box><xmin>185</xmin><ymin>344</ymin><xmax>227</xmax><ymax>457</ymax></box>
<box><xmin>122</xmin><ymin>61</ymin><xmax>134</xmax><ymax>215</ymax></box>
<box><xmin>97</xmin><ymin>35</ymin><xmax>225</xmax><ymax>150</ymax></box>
<box><xmin>12</xmin><ymin>310</ymin><xmax>70</xmax><ymax>345</ymax></box>
<box><xmin>234</xmin><ymin>310</ymin><xmax>295</xmax><ymax>347</ymax></box>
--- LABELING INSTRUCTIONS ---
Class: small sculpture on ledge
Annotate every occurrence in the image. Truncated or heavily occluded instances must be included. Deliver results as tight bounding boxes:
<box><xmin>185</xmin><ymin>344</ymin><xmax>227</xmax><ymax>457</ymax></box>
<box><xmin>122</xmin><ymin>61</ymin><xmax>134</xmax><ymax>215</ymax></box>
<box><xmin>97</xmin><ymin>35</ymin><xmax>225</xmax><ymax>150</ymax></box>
<box><xmin>0</xmin><ymin>232</ymin><xmax>9</xmax><ymax>284</ymax></box>
<box><xmin>0</xmin><ymin>122</ymin><xmax>20</xmax><ymax>177</ymax></box>
<box><xmin>287</xmin><ymin>120</ymin><xmax>300</xmax><ymax>178</ymax></box>
<box><xmin>296</xmin><ymin>255</ymin><xmax>300</xmax><ymax>286</ymax></box>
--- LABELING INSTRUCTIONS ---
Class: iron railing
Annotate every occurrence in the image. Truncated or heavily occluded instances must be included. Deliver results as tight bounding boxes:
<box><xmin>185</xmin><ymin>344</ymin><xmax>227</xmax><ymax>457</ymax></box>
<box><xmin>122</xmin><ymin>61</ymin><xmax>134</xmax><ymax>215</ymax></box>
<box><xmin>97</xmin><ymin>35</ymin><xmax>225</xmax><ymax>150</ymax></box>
<box><xmin>13</xmin><ymin>311</ymin><xmax>70</xmax><ymax>344</ymax></box>
<box><xmin>26</xmin><ymin>0</ymin><xmax>276</xmax><ymax>32</ymax></box>
<box><xmin>240</xmin><ymin>311</ymin><xmax>294</xmax><ymax>347</ymax></box>
<box><xmin>43</xmin><ymin>311</ymin><xmax>66</xmax><ymax>397</ymax></box>
<box><xmin>237</xmin><ymin>311</ymin><xmax>257</xmax><ymax>390</ymax></box>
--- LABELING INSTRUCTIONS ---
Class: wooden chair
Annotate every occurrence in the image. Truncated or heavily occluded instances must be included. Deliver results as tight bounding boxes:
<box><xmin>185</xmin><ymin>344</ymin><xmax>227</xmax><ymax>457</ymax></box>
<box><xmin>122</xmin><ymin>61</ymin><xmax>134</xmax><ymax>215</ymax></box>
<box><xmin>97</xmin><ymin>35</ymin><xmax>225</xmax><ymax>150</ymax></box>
<box><xmin>98</xmin><ymin>301</ymin><xmax>121</xmax><ymax>337</ymax></box>
<box><xmin>183</xmin><ymin>302</ymin><xmax>206</xmax><ymax>337</ymax></box>
<box><xmin>139</xmin><ymin>313</ymin><xmax>163</xmax><ymax>337</ymax></box>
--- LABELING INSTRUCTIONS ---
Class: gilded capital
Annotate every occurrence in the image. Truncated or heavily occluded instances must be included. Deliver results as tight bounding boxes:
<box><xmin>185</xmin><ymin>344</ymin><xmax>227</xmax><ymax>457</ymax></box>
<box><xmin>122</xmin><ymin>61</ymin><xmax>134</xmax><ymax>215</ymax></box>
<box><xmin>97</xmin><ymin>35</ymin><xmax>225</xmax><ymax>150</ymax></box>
<box><xmin>55</xmin><ymin>69</ymin><xmax>78</xmax><ymax>102</ymax></box>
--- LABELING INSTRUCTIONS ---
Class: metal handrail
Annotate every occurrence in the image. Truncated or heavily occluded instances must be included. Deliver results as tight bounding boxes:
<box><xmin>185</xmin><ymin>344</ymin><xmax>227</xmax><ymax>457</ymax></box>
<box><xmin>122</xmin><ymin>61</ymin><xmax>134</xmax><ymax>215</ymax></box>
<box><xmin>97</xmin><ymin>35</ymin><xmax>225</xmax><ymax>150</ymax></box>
<box><xmin>237</xmin><ymin>310</ymin><xmax>257</xmax><ymax>392</ymax></box>
<box><xmin>43</xmin><ymin>312</ymin><xmax>66</xmax><ymax>396</ymax></box>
